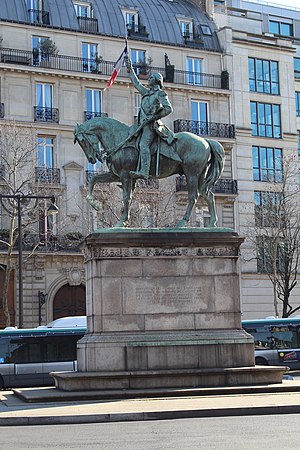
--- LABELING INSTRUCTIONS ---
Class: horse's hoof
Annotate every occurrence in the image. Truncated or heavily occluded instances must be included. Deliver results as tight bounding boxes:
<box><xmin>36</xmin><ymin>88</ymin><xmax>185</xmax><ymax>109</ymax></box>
<box><xmin>176</xmin><ymin>219</ymin><xmax>187</xmax><ymax>228</ymax></box>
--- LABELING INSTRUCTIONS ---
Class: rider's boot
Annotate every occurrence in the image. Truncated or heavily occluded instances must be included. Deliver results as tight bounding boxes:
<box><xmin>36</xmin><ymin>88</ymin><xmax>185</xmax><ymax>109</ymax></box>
<box><xmin>130</xmin><ymin>152</ymin><xmax>151</xmax><ymax>179</ymax></box>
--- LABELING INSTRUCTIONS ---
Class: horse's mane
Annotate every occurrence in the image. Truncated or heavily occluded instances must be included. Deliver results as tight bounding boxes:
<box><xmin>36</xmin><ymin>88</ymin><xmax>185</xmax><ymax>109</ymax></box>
<box><xmin>84</xmin><ymin>116</ymin><xmax>130</xmax><ymax>134</ymax></box>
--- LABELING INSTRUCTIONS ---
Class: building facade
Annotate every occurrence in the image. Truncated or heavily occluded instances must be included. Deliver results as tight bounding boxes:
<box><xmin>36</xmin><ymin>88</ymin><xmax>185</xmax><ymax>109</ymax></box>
<box><xmin>0</xmin><ymin>0</ymin><xmax>299</xmax><ymax>326</ymax></box>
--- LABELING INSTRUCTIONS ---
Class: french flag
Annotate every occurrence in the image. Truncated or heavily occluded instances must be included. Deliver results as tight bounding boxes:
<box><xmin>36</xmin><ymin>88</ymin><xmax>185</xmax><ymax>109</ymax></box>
<box><xmin>105</xmin><ymin>43</ymin><xmax>128</xmax><ymax>90</ymax></box>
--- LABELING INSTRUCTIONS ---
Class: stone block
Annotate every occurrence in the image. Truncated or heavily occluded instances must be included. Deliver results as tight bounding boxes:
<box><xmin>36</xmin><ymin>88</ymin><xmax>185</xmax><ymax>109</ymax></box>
<box><xmin>145</xmin><ymin>313</ymin><xmax>195</xmax><ymax>331</ymax></box>
<box><xmin>142</xmin><ymin>259</ymin><xmax>192</xmax><ymax>277</ymax></box>
<box><xmin>147</xmin><ymin>345</ymin><xmax>199</xmax><ymax>370</ymax></box>
<box><xmin>101</xmin><ymin>278</ymin><xmax>122</xmax><ymax>315</ymax></box>
<box><xmin>102</xmin><ymin>314</ymin><xmax>145</xmax><ymax>332</ymax></box>
<box><xmin>101</xmin><ymin>259</ymin><xmax>142</xmax><ymax>277</ymax></box>
<box><xmin>193</xmin><ymin>258</ymin><xmax>235</xmax><ymax>276</ymax></box>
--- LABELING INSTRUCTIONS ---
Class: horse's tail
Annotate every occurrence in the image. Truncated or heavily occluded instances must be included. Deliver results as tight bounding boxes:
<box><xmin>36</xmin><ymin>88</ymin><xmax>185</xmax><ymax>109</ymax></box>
<box><xmin>204</xmin><ymin>139</ymin><xmax>225</xmax><ymax>193</ymax></box>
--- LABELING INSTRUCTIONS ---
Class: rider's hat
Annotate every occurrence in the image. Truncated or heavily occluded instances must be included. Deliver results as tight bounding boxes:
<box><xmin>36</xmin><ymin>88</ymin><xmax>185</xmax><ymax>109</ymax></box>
<box><xmin>151</xmin><ymin>72</ymin><xmax>164</xmax><ymax>88</ymax></box>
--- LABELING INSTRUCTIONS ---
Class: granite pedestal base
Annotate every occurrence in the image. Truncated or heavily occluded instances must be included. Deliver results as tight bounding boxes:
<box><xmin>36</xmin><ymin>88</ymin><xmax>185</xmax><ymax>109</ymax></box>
<box><xmin>52</xmin><ymin>229</ymin><xmax>286</xmax><ymax>390</ymax></box>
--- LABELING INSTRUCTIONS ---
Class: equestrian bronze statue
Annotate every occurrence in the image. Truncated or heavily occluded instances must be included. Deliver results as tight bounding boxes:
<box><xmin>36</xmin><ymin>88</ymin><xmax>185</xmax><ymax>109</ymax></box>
<box><xmin>74</xmin><ymin>65</ymin><xmax>225</xmax><ymax>228</ymax></box>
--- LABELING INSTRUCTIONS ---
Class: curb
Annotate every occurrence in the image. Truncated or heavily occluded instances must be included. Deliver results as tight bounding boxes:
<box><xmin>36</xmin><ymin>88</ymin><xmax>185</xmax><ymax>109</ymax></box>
<box><xmin>2</xmin><ymin>404</ymin><xmax>300</xmax><ymax>426</ymax></box>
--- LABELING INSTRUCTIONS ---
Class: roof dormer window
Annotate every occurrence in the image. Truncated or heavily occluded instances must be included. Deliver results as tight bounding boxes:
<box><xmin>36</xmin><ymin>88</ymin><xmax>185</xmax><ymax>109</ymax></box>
<box><xmin>123</xmin><ymin>10</ymin><xmax>139</xmax><ymax>34</ymax></box>
<box><xmin>73</xmin><ymin>1</ymin><xmax>92</xmax><ymax>18</ymax></box>
<box><xmin>178</xmin><ymin>19</ymin><xmax>193</xmax><ymax>41</ymax></box>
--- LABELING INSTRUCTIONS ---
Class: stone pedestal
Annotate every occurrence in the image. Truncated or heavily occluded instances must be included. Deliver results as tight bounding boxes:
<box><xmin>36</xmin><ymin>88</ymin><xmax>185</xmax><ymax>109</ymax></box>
<box><xmin>52</xmin><ymin>229</ymin><xmax>286</xmax><ymax>390</ymax></box>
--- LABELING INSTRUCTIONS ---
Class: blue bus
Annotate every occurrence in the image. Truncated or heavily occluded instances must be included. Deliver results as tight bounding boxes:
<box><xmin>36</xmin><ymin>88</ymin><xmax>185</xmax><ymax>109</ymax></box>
<box><xmin>242</xmin><ymin>317</ymin><xmax>300</xmax><ymax>369</ymax></box>
<box><xmin>0</xmin><ymin>327</ymin><xmax>85</xmax><ymax>389</ymax></box>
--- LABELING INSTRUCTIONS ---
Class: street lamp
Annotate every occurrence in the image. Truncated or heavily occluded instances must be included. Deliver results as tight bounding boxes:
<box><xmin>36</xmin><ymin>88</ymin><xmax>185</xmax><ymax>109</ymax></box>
<box><xmin>0</xmin><ymin>194</ymin><xmax>59</xmax><ymax>328</ymax></box>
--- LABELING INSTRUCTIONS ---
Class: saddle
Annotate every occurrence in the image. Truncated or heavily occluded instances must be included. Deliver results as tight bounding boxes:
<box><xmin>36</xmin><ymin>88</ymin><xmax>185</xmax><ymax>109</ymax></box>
<box><xmin>127</xmin><ymin>121</ymin><xmax>181</xmax><ymax>163</ymax></box>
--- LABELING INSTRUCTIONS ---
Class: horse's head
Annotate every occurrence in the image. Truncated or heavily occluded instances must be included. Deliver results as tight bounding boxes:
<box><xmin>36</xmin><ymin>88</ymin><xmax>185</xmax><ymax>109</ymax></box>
<box><xmin>74</xmin><ymin>123</ymin><xmax>98</xmax><ymax>164</ymax></box>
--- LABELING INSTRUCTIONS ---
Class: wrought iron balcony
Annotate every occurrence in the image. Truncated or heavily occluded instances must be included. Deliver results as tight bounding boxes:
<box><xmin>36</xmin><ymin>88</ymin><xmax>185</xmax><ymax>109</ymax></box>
<box><xmin>34</xmin><ymin>106</ymin><xmax>59</xmax><ymax>123</ymax></box>
<box><xmin>176</xmin><ymin>176</ymin><xmax>238</xmax><ymax>195</ymax></box>
<box><xmin>35</xmin><ymin>167</ymin><xmax>61</xmax><ymax>184</ymax></box>
<box><xmin>0</xmin><ymin>103</ymin><xmax>4</xmax><ymax>118</ymax></box>
<box><xmin>77</xmin><ymin>16</ymin><xmax>98</xmax><ymax>33</ymax></box>
<box><xmin>174</xmin><ymin>119</ymin><xmax>235</xmax><ymax>139</ymax></box>
<box><xmin>21</xmin><ymin>233</ymin><xmax>83</xmax><ymax>252</ymax></box>
<box><xmin>84</xmin><ymin>111</ymin><xmax>108</xmax><ymax>121</ymax></box>
<box><xmin>0</xmin><ymin>47</ymin><xmax>228</xmax><ymax>90</ymax></box>
<box><xmin>127</xmin><ymin>24</ymin><xmax>149</xmax><ymax>38</ymax></box>
<box><xmin>28</xmin><ymin>9</ymin><xmax>50</xmax><ymax>25</ymax></box>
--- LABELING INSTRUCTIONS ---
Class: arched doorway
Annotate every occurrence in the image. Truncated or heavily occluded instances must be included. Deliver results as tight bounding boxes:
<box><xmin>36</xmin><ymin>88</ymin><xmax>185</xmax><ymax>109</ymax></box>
<box><xmin>53</xmin><ymin>284</ymin><xmax>86</xmax><ymax>319</ymax></box>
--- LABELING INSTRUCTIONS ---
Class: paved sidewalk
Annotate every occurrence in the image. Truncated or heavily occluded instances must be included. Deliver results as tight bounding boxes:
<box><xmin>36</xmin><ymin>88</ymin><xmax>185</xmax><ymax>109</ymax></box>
<box><xmin>1</xmin><ymin>380</ymin><xmax>300</xmax><ymax>425</ymax></box>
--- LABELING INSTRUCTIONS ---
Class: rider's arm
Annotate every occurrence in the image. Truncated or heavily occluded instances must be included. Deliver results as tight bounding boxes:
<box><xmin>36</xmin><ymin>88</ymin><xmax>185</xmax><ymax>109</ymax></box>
<box><xmin>127</xmin><ymin>58</ymin><xmax>148</xmax><ymax>95</ymax></box>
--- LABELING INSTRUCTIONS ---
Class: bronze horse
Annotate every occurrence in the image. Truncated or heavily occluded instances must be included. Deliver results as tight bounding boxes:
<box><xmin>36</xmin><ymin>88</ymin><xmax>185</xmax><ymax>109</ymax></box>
<box><xmin>74</xmin><ymin>117</ymin><xmax>225</xmax><ymax>228</ymax></box>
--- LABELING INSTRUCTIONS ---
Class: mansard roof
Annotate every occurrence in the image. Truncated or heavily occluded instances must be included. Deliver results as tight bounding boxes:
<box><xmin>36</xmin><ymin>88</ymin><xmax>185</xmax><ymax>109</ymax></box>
<box><xmin>0</xmin><ymin>0</ymin><xmax>221</xmax><ymax>52</ymax></box>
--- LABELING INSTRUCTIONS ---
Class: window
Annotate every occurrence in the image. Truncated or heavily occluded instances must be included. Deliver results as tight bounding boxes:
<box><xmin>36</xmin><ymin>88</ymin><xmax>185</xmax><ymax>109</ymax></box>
<box><xmin>134</xmin><ymin>93</ymin><xmax>141</xmax><ymax>120</ymax></box>
<box><xmin>73</xmin><ymin>1</ymin><xmax>92</xmax><ymax>17</ymax></box>
<box><xmin>269</xmin><ymin>19</ymin><xmax>293</xmax><ymax>37</ymax></box>
<box><xmin>200</xmin><ymin>25</ymin><xmax>212</xmax><ymax>35</ymax></box>
<box><xmin>37</xmin><ymin>136</ymin><xmax>54</xmax><ymax>168</ymax></box>
<box><xmin>36</xmin><ymin>83</ymin><xmax>52</xmax><ymax>109</ymax></box>
<box><xmin>257</xmin><ymin>236</ymin><xmax>285</xmax><ymax>273</ymax></box>
<box><xmin>26</xmin><ymin>0</ymin><xmax>49</xmax><ymax>24</ymax></box>
<box><xmin>123</xmin><ymin>10</ymin><xmax>139</xmax><ymax>33</ymax></box>
<box><xmin>32</xmin><ymin>36</ymin><xmax>48</xmax><ymax>65</ymax></box>
<box><xmin>296</xmin><ymin>92</ymin><xmax>300</xmax><ymax>116</ymax></box>
<box><xmin>248</xmin><ymin>58</ymin><xmax>279</xmax><ymax>95</ymax></box>
<box><xmin>191</xmin><ymin>101</ymin><xmax>209</xmax><ymax>135</ymax></box>
<box><xmin>85</xmin><ymin>89</ymin><xmax>102</xmax><ymax>120</ymax></box>
<box><xmin>250</xmin><ymin>102</ymin><xmax>281</xmax><ymax>138</ymax></box>
<box><xmin>130</xmin><ymin>49</ymin><xmax>147</xmax><ymax>75</ymax></box>
<box><xmin>254</xmin><ymin>191</ymin><xmax>282</xmax><ymax>227</ymax></box>
<box><xmin>82</xmin><ymin>43</ymin><xmax>98</xmax><ymax>72</ymax></box>
<box><xmin>252</xmin><ymin>146</ymin><xmax>282</xmax><ymax>182</ymax></box>
<box><xmin>294</xmin><ymin>58</ymin><xmax>300</xmax><ymax>79</ymax></box>
<box><xmin>186</xmin><ymin>57</ymin><xmax>203</xmax><ymax>85</ymax></box>
<box><xmin>178</xmin><ymin>19</ymin><xmax>193</xmax><ymax>40</ymax></box>
<box><xmin>298</xmin><ymin>131</ymin><xmax>300</xmax><ymax>156</ymax></box>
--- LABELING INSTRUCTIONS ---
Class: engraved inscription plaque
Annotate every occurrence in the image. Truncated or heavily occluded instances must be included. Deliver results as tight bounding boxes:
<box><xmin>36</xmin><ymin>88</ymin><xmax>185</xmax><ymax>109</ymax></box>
<box><xmin>124</xmin><ymin>277</ymin><xmax>214</xmax><ymax>314</ymax></box>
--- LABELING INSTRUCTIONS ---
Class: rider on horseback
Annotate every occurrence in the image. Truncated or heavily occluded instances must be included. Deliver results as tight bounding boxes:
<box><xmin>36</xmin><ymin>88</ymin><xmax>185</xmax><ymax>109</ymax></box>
<box><xmin>126</xmin><ymin>57</ymin><xmax>173</xmax><ymax>179</ymax></box>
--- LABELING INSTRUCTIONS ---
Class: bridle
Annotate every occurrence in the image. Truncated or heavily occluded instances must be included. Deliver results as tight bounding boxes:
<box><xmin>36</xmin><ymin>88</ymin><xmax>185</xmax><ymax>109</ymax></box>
<box><xmin>75</xmin><ymin>128</ymin><xmax>107</xmax><ymax>162</ymax></box>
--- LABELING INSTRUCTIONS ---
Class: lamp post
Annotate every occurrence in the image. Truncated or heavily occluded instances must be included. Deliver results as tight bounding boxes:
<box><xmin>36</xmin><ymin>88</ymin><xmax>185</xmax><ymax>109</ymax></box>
<box><xmin>0</xmin><ymin>194</ymin><xmax>58</xmax><ymax>328</ymax></box>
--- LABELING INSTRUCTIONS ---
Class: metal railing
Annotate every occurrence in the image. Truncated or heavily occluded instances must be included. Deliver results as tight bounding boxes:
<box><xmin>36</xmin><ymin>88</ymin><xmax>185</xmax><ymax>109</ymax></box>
<box><xmin>0</xmin><ymin>233</ymin><xmax>83</xmax><ymax>252</ymax></box>
<box><xmin>174</xmin><ymin>119</ymin><xmax>235</xmax><ymax>139</ymax></box>
<box><xmin>0</xmin><ymin>103</ymin><xmax>4</xmax><ymax>118</ymax></box>
<box><xmin>84</xmin><ymin>111</ymin><xmax>108</xmax><ymax>121</ymax></box>
<box><xmin>77</xmin><ymin>16</ymin><xmax>98</xmax><ymax>33</ymax></box>
<box><xmin>34</xmin><ymin>106</ymin><xmax>59</xmax><ymax>123</ymax></box>
<box><xmin>0</xmin><ymin>47</ymin><xmax>227</xmax><ymax>90</ymax></box>
<box><xmin>35</xmin><ymin>167</ymin><xmax>61</xmax><ymax>184</ymax></box>
<box><xmin>27</xmin><ymin>9</ymin><xmax>50</xmax><ymax>25</ymax></box>
<box><xmin>176</xmin><ymin>176</ymin><xmax>238</xmax><ymax>195</ymax></box>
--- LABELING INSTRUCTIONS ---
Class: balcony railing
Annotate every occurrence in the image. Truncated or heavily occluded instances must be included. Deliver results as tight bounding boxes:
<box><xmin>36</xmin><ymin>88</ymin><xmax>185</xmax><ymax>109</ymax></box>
<box><xmin>0</xmin><ymin>103</ymin><xmax>4</xmax><ymax>118</ymax></box>
<box><xmin>0</xmin><ymin>233</ymin><xmax>83</xmax><ymax>252</ymax></box>
<box><xmin>34</xmin><ymin>106</ymin><xmax>59</xmax><ymax>123</ymax></box>
<box><xmin>127</xmin><ymin>24</ymin><xmax>149</xmax><ymax>38</ymax></box>
<box><xmin>35</xmin><ymin>167</ymin><xmax>61</xmax><ymax>184</ymax></box>
<box><xmin>77</xmin><ymin>16</ymin><xmax>98</xmax><ymax>33</ymax></box>
<box><xmin>176</xmin><ymin>176</ymin><xmax>238</xmax><ymax>195</ymax></box>
<box><xmin>28</xmin><ymin>9</ymin><xmax>50</xmax><ymax>25</ymax></box>
<box><xmin>174</xmin><ymin>119</ymin><xmax>235</xmax><ymax>139</ymax></box>
<box><xmin>84</xmin><ymin>111</ymin><xmax>108</xmax><ymax>121</ymax></box>
<box><xmin>0</xmin><ymin>47</ymin><xmax>228</xmax><ymax>90</ymax></box>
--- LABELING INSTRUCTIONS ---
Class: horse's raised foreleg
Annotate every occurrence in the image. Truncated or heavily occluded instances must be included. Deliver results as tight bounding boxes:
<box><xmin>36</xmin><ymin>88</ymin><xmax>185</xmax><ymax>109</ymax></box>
<box><xmin>87</xmin><ymin>172</ymin><xmax>119</xmax><ymax>211</ymax></box>
<box><xmin>176</xmin><ymin>174</ymin><xmax>199</xmax><ymax>228</ymax></box>
<box><xmin>114</xmin><ymin>175</ymin><xmax>133</xmax><ymax>228</ymax></box>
